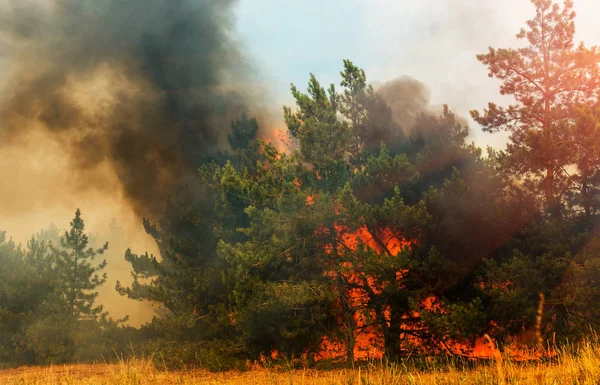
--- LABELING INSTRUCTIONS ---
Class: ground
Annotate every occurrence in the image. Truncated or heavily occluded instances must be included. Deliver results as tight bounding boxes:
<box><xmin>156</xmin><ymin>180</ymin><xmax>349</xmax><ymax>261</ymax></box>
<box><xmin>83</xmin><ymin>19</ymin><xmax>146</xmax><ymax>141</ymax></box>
<box><xmin>2</xmin><ymin>344</ymin><xmax>600</xmax><ymax>385</ymax></box>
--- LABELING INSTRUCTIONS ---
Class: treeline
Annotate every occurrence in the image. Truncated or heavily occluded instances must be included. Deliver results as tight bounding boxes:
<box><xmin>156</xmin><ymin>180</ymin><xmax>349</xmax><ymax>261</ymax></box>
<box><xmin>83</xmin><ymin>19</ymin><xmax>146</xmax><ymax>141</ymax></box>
<box><xmin>0</xmin><ymin>212</ymin><xmax>133</xmax><ymax>366</ymax></box>
<box><xmin>3</xmin><ymin>0</ymin><xmax>600</xmax><ymax>370</ymax></box>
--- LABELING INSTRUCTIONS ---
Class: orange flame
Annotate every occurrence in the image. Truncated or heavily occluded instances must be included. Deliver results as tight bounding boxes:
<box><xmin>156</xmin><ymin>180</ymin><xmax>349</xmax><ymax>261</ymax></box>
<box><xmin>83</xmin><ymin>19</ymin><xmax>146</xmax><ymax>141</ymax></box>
<box><xmin>313</xmin><ymin>224</ymin><xmax>410</xmax><ymax>360</ymax></box>
<box><xmin>312</xmin><ymin>224</ymin><xmax>552</xmax><ymax>362</ymax></box>
<box><xmin>257</xmin><ymin>187</ymin><xmax>553</xmax><ymax>362</ymax></box>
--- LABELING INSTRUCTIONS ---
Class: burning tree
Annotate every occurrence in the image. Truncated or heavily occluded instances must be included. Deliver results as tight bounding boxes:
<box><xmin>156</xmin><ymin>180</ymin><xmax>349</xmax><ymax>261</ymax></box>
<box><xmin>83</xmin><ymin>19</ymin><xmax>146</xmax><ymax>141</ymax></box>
<box><xmin>118</xmin><ymin>1</ymin><xmax>600</xmax><ymax>361</ymax></box>
<box><xmin>214</xmin><ymin>62</ymin><xmax>530</xmax><ymax>361</ymax></box>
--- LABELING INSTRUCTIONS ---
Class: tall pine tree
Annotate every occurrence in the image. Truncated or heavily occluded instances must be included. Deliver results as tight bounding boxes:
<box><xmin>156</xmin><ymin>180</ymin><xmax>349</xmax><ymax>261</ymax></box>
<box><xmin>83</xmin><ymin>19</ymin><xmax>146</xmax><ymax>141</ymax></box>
<box><xmin>52</xmin><ymin>209</ymin><xmax>108</xmax><ymax>325</ymax></box>
<box><xmin>471</xmin><ymin>0</ymin><xmax>600</xmax><ymax>213</ymax></box>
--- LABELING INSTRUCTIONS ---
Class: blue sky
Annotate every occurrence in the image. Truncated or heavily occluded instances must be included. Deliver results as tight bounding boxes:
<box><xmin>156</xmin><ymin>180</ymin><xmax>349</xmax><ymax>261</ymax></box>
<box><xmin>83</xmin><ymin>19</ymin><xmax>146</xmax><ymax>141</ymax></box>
<box><xmin>234</xmin><ymin>0</ymin><xmax>600</xmax><ymax>149</ymax></box>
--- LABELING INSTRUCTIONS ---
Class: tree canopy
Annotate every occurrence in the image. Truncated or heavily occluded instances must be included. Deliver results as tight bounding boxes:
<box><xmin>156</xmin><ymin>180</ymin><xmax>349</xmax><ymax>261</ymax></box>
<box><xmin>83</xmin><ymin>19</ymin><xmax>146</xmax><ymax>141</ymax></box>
<box><xmin>4</xmin><ymin>0</ymin><xmax>600</xmax><ymax>369</ymax></box>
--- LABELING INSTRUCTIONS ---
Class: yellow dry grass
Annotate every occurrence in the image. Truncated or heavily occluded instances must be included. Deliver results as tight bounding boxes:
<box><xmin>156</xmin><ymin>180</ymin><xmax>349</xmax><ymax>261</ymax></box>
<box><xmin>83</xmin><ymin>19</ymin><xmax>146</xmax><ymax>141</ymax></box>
<box><xmin>2</xmin><ymin>341</ymin><xmax>600</xmax><ymax>385</ymax></box>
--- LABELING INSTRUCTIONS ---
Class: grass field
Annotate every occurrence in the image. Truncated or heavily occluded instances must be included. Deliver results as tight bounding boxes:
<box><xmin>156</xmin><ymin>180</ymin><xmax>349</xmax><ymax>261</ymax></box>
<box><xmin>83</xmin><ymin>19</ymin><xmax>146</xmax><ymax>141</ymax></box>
<box><xmin>2</xmin><ymin>342</ymin><xmax>600</xmax><ymax>385</ymax></box>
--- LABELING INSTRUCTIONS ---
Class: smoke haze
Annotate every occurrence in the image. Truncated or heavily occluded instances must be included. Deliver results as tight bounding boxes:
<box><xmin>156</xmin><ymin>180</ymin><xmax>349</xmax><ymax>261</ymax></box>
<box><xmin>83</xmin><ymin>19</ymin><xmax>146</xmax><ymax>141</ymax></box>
<box><xmin>5</xmin><ymin>0</ymin><xmax>590</xmax><ymax>326</ymax></box>
<box><xmin>0</xmin><ymin>0</ymin><xmax>269</xmax><ymax>325</ymax></box>
<box><xmin>0</xmin><ymin>0</ymin><xmax>266</xmax><ymax>219</ymax></box>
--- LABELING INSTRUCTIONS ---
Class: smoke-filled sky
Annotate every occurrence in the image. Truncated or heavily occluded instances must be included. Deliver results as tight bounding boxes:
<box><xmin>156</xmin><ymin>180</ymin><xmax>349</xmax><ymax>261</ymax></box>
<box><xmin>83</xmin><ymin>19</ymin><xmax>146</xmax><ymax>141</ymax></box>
<box><xmin>0</xmin><ymin>0</ymin><xmax>259</xmax><ymax>325</ymax></box>
<box><xmin>1</xmin><ymin>0</ymin><xmax>599</xmax><ymax>325</ymax></box>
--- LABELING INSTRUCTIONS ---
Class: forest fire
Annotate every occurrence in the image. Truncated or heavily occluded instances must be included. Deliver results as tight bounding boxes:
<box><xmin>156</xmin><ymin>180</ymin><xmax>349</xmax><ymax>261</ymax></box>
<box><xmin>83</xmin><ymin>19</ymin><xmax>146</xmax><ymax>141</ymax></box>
<box><xmin>2</xmin><ymin>0</ymin><xmax>598</xmax><ymax>375</ymax></box>
<box><xmin>311</xmin><ymin>224</ymin><xmax>402</xmax><ymax>360</ymax></box>
<box><xmin>309</xmin><ymin>224</ymin><xmax>553</xmax><ymax>362</ymax></box>
<box><xmin>316</xmin><ymin>225</ymin><xmax>407</xmax><ymax>360</ymax></box>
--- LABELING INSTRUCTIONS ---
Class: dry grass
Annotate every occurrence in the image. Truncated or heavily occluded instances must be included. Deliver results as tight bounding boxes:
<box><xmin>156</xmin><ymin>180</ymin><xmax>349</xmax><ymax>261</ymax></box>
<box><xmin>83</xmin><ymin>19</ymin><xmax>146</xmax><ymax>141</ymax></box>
<box><xmin>2</xmin><ymin>342</ymin><xmax>600</xmax><ymax>385</ymax></box>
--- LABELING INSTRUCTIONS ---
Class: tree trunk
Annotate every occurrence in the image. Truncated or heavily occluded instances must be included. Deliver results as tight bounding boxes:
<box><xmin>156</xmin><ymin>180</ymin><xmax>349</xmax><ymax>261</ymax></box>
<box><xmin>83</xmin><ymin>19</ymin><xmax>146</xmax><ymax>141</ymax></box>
<box><xmin>329</xmin><ymin>222</ymin><xmax>355</xmax><ymax>362</ymax></box>
<box><xmin>583</xmin><ymin>179</ymin><xmax>591</xmax><ymax>218</ymax></box>
<box><xmin>541</xmin><ymin>8</ymin><xmax>558</xmax><ymax>216</ymax></box>
<box><xmin>544</xmin><ymin>164</ymin><xmax>556</xmax><ymax>211</ymax></box>
<box><xmin>581</xmin><ymin>157</ymin><xmax>592</xmax><ymax>219</ymax></box>
<box><xmin>336</xmin><ymin>277</ymin><xmax>355</xmax><ymax>362</ymax></box>
<box><xmin>383</xmin><ymin>300</ymin><xmax>404</xmax><ymax>360</ymax></box>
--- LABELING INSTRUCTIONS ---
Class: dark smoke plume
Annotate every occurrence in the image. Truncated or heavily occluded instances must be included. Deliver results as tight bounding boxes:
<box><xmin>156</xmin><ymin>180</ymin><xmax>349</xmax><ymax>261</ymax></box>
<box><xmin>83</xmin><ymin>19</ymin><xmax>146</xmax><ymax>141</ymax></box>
<box><xmin>0</xmin><ymin>0</ymin><xmax>260</xmax><ymax>218</ymax></box>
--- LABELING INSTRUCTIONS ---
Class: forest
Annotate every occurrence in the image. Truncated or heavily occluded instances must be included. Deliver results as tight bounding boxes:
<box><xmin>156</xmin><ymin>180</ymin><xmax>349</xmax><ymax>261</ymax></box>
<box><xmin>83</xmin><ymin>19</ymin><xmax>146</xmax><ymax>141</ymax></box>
<box><xmin>2</xmin><ymin>0</ymin><xmax>600</xmax><ymax>372</ymax></box>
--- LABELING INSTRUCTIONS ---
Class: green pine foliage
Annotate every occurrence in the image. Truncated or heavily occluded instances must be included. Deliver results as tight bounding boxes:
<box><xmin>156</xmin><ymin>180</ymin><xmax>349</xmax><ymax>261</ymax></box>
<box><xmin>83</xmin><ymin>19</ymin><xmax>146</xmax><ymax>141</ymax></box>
<box><xmin>118</xmin><ymin>44</ymin><xmax>600</xmax><ymax>366</ymax></box>
<box><xmin>52</xmin><ymin>209</ymin><xmax>109</xmax><ymax>325</ymax></box>
<box><xmin>0</xmin><ymin>211</ymin><xmax>131</xmax><ymax>366</ymax></box>
<box><xmin>6</xmin><ymin>0</ymin><xmax>600</xmax><ymax>368</ymax></box>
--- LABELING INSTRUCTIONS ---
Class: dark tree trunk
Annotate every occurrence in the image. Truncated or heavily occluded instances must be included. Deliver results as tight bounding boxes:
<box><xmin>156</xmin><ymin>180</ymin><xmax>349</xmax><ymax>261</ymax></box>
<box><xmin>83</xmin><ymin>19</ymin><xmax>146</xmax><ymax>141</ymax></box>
<box><xmin>383</xmin><ymin>299</ymin><xmax>404</xmax><ymax>360</ymax></box>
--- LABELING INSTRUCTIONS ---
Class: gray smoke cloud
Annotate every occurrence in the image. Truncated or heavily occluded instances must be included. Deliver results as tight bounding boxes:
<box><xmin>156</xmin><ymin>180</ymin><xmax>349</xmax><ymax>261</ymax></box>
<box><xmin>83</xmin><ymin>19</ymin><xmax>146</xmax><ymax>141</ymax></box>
<box><xmin>0</xmin><ymin>0</ymin><xmax>261</xmax><ymax>218</ymax></box>
<box><xmin>376</xmin><ymin>76</ymin><xmax>431</xmax><ymax>133</ymax></box>
<box><xmin>376</xmin><ymin>76</ymin><xmax>468</xmax><ymax>136</ymax></box>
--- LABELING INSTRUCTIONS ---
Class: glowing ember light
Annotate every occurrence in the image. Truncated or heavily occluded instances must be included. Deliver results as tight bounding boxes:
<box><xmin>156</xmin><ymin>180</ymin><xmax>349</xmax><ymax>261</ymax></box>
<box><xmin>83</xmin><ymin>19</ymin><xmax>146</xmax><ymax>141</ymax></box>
<box><xmin>313</xmin><ymin>224</ymin><xmax>411</xmax><ymax>360</ymax></box>
<box><xmin>309</xmin><ymin>223</ymin><xmax>554</xmax><ymax>362</ymax></box>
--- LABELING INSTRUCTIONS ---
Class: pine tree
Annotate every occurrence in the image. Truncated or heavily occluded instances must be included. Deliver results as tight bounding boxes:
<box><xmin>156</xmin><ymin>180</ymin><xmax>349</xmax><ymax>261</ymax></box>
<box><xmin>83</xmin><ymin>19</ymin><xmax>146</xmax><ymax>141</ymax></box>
<box><xmin>471</xmin><ymin>0</ymin><xmax>600</xmax><ymax>212</ymax></box>
<box><xmin>339</xmin><ymin>60</ymin><xmax>404</xmax><ymax>164</ymax></box>
<box><xmin>52</xmin><ymin>209</ymin><xmax>108</xmax><ymax>325</ymax></box>
<box><xmin>0</xmin><ymin>232</ymin><xmax>54</xmax><ymax>364</ymax></box>
<box><xmin>228</xmin><ymin>111</ymin><xmax>261</xmax><ymax>172</ymax></box>
<box><xmin>220</xmin><ymin>62</ymin><xmax>525</xmax><ymax>361</ymax></box>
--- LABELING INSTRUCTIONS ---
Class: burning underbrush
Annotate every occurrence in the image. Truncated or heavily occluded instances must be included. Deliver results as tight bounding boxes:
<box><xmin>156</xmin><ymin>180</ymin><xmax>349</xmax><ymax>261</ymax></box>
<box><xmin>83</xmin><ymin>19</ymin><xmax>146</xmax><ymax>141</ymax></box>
<box><xmin>265</xmin><ymin>217</ymin><xmax>555</xmax><ymax>363</ymax></box>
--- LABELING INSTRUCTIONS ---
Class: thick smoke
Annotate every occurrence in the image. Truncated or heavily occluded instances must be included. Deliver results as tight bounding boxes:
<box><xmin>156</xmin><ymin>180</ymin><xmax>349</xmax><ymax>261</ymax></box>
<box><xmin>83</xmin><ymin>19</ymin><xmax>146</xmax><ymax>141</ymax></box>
<box><xmin>0</xmin><ymin>0</ymin><xmax>260</xmax><ymax>218</ymax></box>
<box><xmin>376</xmin><ymin>76</ymin><xmax>468</xmax><ymax>135</ymax></box>
<box><xmin>376</xmin><ymin>76</ymin><xmax>431</xmax><ymax>133</ymax></box>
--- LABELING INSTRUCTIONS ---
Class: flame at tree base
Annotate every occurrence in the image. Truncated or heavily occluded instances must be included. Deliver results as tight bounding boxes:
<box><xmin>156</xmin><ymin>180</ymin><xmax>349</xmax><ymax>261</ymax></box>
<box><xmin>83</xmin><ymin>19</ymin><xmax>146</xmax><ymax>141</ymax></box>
<box><xmin>309</xmin><ymin>223</ymin><xmax>556</xmax><ymax>362</ymax></box>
